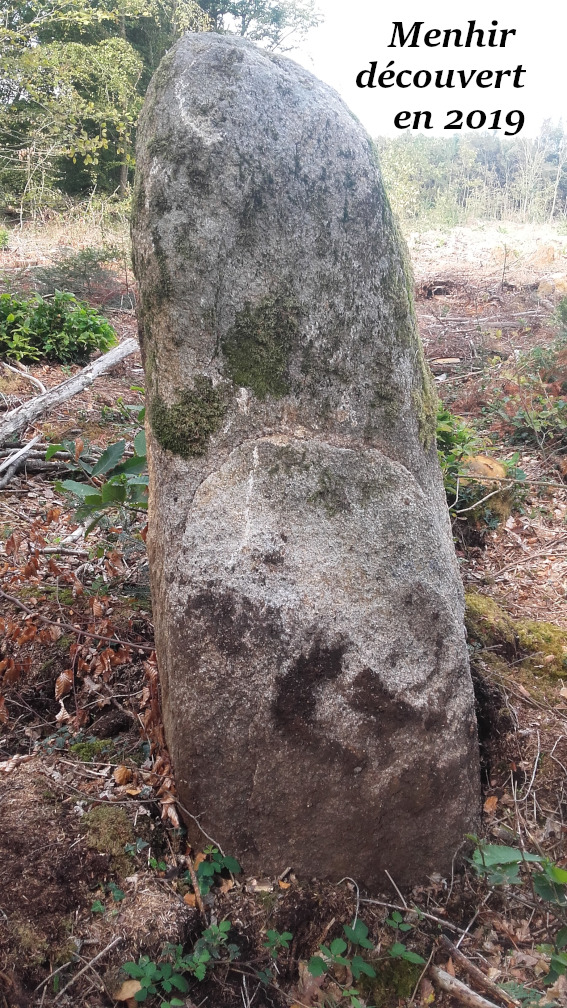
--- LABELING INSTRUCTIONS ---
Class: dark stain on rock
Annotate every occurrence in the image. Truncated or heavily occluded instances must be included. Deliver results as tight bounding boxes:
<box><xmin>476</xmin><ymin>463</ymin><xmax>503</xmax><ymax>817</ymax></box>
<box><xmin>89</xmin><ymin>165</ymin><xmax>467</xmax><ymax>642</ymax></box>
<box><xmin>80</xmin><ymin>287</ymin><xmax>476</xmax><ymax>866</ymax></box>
<box><xmin>185</xmin><ymin>586</ymin><xmax>282</xmax><ymax>659</ymax></box>
<box><xmin>273</xmin><ymin>640</ymin><xmax>346</xmax><ymax>732</ymax></box>
<box><xmin>348</xmin><ymin>667</ymin><xmax>416</xmax><ymax>731</ymax></box>
<box><xmin>348</xmin><ymin>666</ymin><xmax>446</xmax><ymax>735</ymax></box>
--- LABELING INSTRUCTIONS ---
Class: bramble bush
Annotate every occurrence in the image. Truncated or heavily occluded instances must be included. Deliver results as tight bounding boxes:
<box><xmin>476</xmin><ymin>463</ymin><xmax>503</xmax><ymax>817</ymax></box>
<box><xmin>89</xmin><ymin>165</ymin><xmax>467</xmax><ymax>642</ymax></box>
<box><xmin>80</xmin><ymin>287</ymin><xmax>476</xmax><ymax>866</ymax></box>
<box><xmin>0</xmin><ymin>290</ymin><xmax>117</xmax><ymax>363</ymax></box>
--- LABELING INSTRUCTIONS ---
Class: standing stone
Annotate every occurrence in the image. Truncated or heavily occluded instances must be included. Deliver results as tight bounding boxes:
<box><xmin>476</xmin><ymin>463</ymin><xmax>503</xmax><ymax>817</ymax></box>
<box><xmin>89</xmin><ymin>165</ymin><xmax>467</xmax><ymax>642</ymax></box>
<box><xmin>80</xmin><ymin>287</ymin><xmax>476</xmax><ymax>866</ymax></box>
<box><xmin>132</xmin><ymin>32</ymin><xmax>479</xmax><ymax>888</ymax></box>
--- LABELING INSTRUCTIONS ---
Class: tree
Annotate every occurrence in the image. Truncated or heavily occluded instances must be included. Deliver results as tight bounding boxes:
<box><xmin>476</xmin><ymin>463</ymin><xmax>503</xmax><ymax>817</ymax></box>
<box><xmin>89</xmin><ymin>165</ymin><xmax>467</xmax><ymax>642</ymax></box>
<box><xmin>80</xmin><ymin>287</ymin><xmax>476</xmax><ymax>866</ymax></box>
<box><xmin>0</xmin><ymin>0</ymin><xmax>208</xmax><ymax>208</ymax></box>
<box><xmin>0</xmin><ymin>0</ymin><xmax>321</xmax><ymax>210</ymax></box>
<box><xmin>199</xmin><ymin>0</ymin><xmax>321</xmax><ymax>50</ymax></box>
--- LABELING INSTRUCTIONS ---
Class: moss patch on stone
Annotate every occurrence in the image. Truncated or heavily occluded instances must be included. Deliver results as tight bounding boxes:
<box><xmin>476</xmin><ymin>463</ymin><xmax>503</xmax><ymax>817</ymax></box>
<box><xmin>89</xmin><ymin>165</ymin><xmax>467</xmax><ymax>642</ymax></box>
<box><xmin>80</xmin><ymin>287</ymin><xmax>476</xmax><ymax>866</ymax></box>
<box><xmin>413</xmin><ymin>346</ymin><xmax>438</xmax><ymax>448</ymax></box>
<box><xmin>465</xmin><ymin>591</ymin><xmax>567</xmax><ymax>677</ymax></box>
<box><xmin>221</xmin><ymin>292</ymin><xmax>300</xmax><ymax>399</ymax></box>
<box><xmin>150</xmin><ymin>376</ymin><xmax>227</xmax><ymax>458</ymax></box>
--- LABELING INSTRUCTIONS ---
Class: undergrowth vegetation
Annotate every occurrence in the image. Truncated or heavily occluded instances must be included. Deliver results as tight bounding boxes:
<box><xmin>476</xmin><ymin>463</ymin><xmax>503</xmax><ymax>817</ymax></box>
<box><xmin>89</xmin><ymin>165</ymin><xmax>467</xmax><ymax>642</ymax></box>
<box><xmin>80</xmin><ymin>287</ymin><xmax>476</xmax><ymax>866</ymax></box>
<box><xmin>484</xmin><ymin>298</ymin><xmax>567</xmax><ymax>454</ymax></box>
<box><xmin>0</xmin><ymin>290</ymin><xmax>117</xmax><ymax>363</ymax></box>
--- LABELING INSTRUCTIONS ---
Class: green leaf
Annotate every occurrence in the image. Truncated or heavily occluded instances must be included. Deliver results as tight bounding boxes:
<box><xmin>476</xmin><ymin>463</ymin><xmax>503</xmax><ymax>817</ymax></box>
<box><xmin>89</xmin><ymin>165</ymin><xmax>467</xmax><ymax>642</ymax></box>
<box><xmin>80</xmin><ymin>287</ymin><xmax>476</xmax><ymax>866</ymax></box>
<box><xmin>472</xmin><ymin>844</ymin><xmax>543</xmax><ymax>868</ymax></box>
<box><xmin>547</xmin><ymin>864</ymin><xmax>567</xmax><ymax>885</ymax></box>
<box><xmin>533</xmin><ymin>873</ymin><xmax>567</xmax><ymax>904</ymax></box>
<box><xmin>45</xmin><ymin>442</ymin><xmax>63</xmax><ymax>460</ymax></box>
<box><xmin>59</xmin><ymin>478</ymin><xmax>97</xmax><ymax>499</ymax></box>
<box><xmin>101</xmin><ymin>481</ymin><xmax>126</xmax><ymax>504</ymax></box>
<box><xmin>222</xmin><ymin>856</ymin><xmax>241</xmax><ymax>874</ymax></box>
<box><xmin>122</xmin><ymin>962</ymin><xmax>143</xmax><ymax>978</ymax></box>
<box><xmin>344</xmin><ymin>920</ymin><xmax>372</xmax><ymax>947</ymax></box>
<box><xmin>111</xmin><ymin>456</ymin><xmax>147</xmax><ymax>476</ymax></box>
<box><xmin>556</xmin><ymin>927</ymin><xmax>567</xmax><ymax>949</ymax></box>
<box><xmin>307</xmin><ymin>956</ymin><xmax>327</xmax><ymax>977</ymax></box>
<box><xmin>330</xmin><ymin>938</ymin><xmax>347</xmax><ymax>956</ymax></box>
<box><xmin>351</xmin><ymin>956</ymin><xmax>376</xmax><ymax>979</ymax></box>
<box><xmin>134</xmin><ymin>429</ymin><xmax>146</xmax><ymax>456</ymax></box>
<box><xmin>197</xmin><ymin>861</ymin><xmax>216</xmax><ymax>877</ymax></box>
<box><xmin>91</xmin><ymin>439</ymin><xmax>126</xmax><ymax>475</ymax></box>
<box><xmin>389</xmin><ymin>943</ymin><xmax>407</xmax><ymax>958</ymax></box>
<box><xmin>551</xmin><ymin>950</ymin><xmax>567</xmax><ymax>968</ymax></box>
<box><xmin>402</xmin><ymin>950</ymin><xmax>426</xmax><ymax>964</ymax></box>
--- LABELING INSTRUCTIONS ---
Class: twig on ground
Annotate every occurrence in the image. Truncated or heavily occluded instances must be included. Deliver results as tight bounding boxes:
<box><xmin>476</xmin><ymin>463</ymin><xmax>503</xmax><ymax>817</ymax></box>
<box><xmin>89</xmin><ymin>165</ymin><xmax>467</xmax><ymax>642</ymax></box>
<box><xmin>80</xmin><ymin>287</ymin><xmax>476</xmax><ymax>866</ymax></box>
<box><xmin>1</xmin><ymin>360</ymin><xmax>46</xmax><ymax>394</ymax></box>
<box><xmin>384</xmin><ymin>869</ymin><xmax>408</xmax><ymax>908</ymax></box>
<box><xmin>33</xmin><ymin>959</ymin><xmax>74</xmax><ymax>993</ymax></box>
<box><xmin>456</xmin><ymin>487</ymin><xmax>510</xmax><ymax>515</ymax></box>
<box><xmin>0</xmin><ymin>587</ymin><xmax>155</xmax><ymax>651</ymax></box>
<box><xmin>359</xmin><ymin>898</ymin><xmax>467</xmax><ymax>935</ymax></box>
<box><xmin>52</xmin><ymin>936</ymin><xmax>122</xmax><ymax>1002</ymax></box>
<box><xmin>337</xmin><ymin>876</ymin><xmax>360</xmax><ymax>928</ymax></box>
<box><xmin>456</xmin><ymin>893</ymin><xmax>493</xmax><ymax>948</ymax></box>
<box><xmin>429</xmin><ymin>964</ymin><xmax>503</xmax><ymax>1008</ymax></box>
<box><xmin>408</xmin><ymin>947</ymin><xmax>435</xmax><ymax>1007</ymax></box>
<box><xmin>0</xmin><ymin>337</ymin><xmax>138</xmax><ymax>447</ymax></box>
<box><xmin>0</xmin><ymin>435</ymin><xmax>41</xmax><ymax>475</ymax></box>
<box><xmin>175</xmin><ymin>798</ymin><xmax>225</xmax><ymax>855</ymax></box>
<box><xmin>438</xmin><ymin>936</ymin><xmax>520</xmax><ymax>1007</ymax></box>
<box><xmin>0</xmin><ymin>457</ymin><xmax>21</xmax><ymax>490</ymax></box>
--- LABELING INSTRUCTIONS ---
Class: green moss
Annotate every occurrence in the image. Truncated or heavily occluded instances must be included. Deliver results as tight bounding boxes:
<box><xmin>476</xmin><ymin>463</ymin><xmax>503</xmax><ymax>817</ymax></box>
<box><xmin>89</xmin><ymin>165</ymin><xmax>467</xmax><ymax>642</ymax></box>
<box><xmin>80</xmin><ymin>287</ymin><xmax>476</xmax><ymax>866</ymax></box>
<box><xmin>9</xmin><ymin>918</ymin><xmax>49</xmax><ymax>966</ymax></box>
<box><xmin>466</xmin><ymin>592</ymin><xmax>517</xmax><ymax>653</ymax></box>
<box><xmin>150</xmin><ymin>376</ymin><xmax>227</xmax><ymax>458</ymax></box>
<box><xmin>82</xmin><ymin>805</ymin><xmax>134</xmax><ymax>876</ymax></box>
<box><xmin>516</xmin><ymin>620</ymin><xmax>567</xmax><ymax>674</ymax></box>
<box><xmin>465</xmin><ymin>591</ymin><xmax>567</xmax><ymax>677</ymax></box>
<box><xmin>70</xmin><ymin>738</ymin><xmax>114</xmax><ymax>762</ymax></box>
<box><xmin>413</xmin><ymin>345</ymin><xmax>438</xmax><ymax>448</ymax></box>
<box><xmin>221</xmin><ymin>292</ymin><xmax>300</xmax><ymax>399</ymax></box>
<box><xmin>359</xmin><ymin>957</ymin><xmax>423</xmax><ymax>1007</ymax></box>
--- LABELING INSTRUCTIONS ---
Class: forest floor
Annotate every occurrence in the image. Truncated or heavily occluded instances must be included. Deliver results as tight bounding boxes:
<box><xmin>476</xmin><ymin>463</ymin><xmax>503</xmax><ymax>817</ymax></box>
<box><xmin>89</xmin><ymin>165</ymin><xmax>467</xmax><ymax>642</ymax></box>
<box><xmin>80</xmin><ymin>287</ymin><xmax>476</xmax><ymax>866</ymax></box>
<box><xmin>1</xmin><ymin>217</ymin><xmax>567</xmax><ymax>1008</ymax></box>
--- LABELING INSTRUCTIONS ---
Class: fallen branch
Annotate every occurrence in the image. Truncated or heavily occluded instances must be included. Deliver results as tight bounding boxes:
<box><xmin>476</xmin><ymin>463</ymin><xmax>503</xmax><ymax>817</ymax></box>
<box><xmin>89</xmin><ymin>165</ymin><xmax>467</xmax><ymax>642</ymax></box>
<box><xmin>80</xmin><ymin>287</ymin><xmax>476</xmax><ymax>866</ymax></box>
<box><xmin>53</xmin><ymin>936</ymin><xmax>123</xmax><ymax>1002</ymax></box>
<box><xmin>0</xmin><ymin>435</ymin><xmax>41</xmax><ymax>475</ymax></box>
<box><xmin>0</xmin><ymin>587</ymin><xmax>155</xmax><ymax>652</ymax></box>
<box><xmin>429</xmin><ymin>964</ymin><xmax>504</xmax><ymax>1008</ymax></box>
<box><xmin>438</xmin><ymin>936</ymin><xmax>519</xmax><ymax>1008</ymax></box>
<box><xmin>0</xmin><ymin>337</ymin><xmax>138</xmax><ymax>447</ymax></box>
<box><xmin>1</xmin><ymin>360</ymin><xmax>47</xmax><ymax>394</ymax></box>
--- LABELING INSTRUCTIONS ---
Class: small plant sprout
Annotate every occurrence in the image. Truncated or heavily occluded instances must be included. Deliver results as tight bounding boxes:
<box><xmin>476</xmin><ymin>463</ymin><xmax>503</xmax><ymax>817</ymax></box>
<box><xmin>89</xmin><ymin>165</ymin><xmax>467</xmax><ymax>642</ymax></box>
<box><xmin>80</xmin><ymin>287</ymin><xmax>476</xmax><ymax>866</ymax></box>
<box><xmin>385</xmin><ymin>909</ymin><xmax>413</xmax><ymax>933</ymax></box>
<box><xmin>189</xmin><ymin>845</ymin><xmax>242</xmax><ymax>895</ymax></box>
<box><xmin>307</xmin><ymin>918</ymin><xmax>377</xmax><ymax>1007</ymax></box>
<box><xmin>263</xmin><ymin>929</ymin><xmax>293</xmax><ymax>959</ymax></box>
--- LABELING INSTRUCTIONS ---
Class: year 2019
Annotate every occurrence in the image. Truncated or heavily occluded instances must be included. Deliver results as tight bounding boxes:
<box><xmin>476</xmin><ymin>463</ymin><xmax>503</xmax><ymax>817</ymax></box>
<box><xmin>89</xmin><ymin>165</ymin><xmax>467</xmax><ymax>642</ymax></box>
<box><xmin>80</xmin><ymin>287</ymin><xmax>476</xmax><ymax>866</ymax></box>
<box><xmin>394</xmin><ymin>109</ymin><xmax>524</xmax><ymax>134</ymax></box>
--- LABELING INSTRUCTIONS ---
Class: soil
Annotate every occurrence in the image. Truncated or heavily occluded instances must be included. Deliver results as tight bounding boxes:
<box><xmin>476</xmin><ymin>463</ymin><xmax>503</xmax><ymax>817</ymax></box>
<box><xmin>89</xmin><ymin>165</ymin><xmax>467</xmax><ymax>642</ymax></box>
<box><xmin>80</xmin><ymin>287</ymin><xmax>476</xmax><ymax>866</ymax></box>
<box><xmin>1</xmin><ymin>219</ymin><xmax>567</xmax><ymax>1008</ymax></box>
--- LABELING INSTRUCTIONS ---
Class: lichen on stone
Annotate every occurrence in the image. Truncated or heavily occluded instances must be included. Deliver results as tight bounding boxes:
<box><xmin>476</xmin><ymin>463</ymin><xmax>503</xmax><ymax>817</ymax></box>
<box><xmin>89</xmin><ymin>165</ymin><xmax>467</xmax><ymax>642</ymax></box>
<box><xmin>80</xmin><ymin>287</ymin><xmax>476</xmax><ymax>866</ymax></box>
<box><xmin>413</xmin><ymin>345</ymin><xmax>438</xmax><ymax>448</ymax></box>
<box><xmin>307</xmin><ymin>469</ymin><xmax>350</xmax><ymax>517</ymax></box>
<box><xmin>221</xmin><ymin>291</ymin><xmax>300</xmax><ymax>399</ymax></box>
<box><xmin>150</xmin><ymin>375</ymin><xmax>227</xmax><ymax>458</ymax></box>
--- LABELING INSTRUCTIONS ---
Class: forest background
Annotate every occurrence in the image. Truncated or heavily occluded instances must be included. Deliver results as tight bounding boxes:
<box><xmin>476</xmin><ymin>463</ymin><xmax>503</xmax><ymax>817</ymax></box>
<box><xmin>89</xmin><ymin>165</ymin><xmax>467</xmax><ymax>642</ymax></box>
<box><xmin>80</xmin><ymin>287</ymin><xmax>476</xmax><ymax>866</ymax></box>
<box><xmin>1</xmin><ymin>0</ymin><xmax>566</xmax><ymax>227</ymax></box>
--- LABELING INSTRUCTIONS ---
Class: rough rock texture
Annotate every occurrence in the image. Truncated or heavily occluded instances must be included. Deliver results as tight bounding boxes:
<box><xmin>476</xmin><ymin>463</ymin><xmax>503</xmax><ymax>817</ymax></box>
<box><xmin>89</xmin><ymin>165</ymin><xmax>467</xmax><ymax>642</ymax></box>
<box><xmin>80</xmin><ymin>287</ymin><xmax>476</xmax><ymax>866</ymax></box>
<box><xmin>131</xmin><ymin>31</ymin><xmax>479</xmax><ymax>888</ymax></box>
